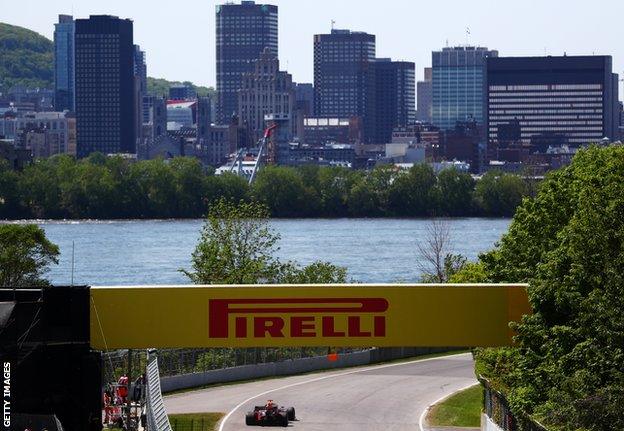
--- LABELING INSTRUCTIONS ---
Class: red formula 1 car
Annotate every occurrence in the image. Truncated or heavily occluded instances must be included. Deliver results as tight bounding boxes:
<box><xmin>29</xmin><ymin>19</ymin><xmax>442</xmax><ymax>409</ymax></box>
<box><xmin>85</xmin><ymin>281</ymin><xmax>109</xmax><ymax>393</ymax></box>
<box><xmin>245</xmin><ymin>400</ymin><xmax>296</xmax><ymax>427</ymax></box>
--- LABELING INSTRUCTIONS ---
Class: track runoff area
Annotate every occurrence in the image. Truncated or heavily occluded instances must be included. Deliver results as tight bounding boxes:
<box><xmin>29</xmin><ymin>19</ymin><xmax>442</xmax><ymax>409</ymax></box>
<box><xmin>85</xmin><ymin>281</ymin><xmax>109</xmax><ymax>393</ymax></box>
<box><xmin>89</xmin><ymin>283</ymin><xmax>530</xmax><ymax>349</ymax></box>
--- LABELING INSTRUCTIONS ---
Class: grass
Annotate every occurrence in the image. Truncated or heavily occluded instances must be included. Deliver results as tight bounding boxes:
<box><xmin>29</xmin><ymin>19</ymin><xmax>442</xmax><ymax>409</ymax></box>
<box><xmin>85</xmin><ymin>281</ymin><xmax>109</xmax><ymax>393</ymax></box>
<box><xmin>427</xmin><ymin>384</ymin><xmax>482</xmax><ymax>427</ymax></box>
<box><xmin>168</xmin><ymin>413</ymin><xmax>225</xmax><ymax>431</ymax></box>
<box><xmin>163</xmin><ymin>349</ymin><xmax>470</xmax><ymax>396</ymax></box>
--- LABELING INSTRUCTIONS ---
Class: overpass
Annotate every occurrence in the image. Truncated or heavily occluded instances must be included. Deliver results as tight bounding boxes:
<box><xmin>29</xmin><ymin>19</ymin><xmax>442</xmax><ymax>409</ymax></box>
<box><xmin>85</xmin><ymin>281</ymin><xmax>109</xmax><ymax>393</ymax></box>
<box><xmin>0</xmin><ymin>283</ymin><xmax>530</xmax><ymax>431</ymax></box>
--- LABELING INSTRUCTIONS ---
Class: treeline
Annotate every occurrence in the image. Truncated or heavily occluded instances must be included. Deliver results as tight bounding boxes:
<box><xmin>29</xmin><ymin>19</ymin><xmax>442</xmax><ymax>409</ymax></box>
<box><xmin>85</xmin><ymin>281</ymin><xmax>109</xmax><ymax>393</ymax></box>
<box><xmin>0</xmin><ymin>153</ymin><xmax>534</xmax><ymax>219</ymax></box>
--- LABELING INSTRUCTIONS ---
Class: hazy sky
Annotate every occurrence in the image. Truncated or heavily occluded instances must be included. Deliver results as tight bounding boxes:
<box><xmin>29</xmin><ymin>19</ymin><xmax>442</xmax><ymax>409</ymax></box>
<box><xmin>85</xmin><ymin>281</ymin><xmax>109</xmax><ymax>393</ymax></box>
<box><xmin>4</xmin><ymin>0</ymin><xmax>624</xmax><ymax>93</ymax></box>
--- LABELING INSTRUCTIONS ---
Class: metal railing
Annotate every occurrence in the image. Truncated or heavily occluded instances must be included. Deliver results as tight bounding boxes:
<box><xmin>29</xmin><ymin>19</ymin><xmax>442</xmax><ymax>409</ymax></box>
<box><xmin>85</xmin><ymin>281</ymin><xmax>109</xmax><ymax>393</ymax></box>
<box><xmin>481</xmin><ymin>376</ymin><xmax>548</xmax><ymax>431</ymax></box>
<box><xmin>103</xmin><ymin>347</ymin><xmax>366</xmax><ymax>381</ymax></box>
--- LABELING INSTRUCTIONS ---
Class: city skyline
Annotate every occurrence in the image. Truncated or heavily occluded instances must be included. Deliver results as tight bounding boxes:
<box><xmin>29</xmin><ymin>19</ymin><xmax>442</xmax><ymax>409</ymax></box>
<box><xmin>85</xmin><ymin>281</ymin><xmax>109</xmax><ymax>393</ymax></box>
<box><xmin>4</xmin><ymin>0</ymin><xmax>624</xmax><ymax>95</ymax></box>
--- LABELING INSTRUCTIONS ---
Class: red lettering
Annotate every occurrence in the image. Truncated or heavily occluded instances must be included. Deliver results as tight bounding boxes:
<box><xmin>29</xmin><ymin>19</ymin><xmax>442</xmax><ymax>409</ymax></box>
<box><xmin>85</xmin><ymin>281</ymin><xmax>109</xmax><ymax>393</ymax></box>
<box><xmin>348</xmin><ymin>316</ymin><xmax>371</xmax><ymax>337</ymax></box>
<box><xmin>254</xmin><ymin>317</ymin><xmax>285</xmax><ymax>337</ymax></box>
<box><xmin>322</xmin><ymin>316</ymin><xmax>346</xmax><ymax>337</ymax></box>
<box><xmin>235</xmin><ymin>317</ymin><xmax>247</xmax><ymax>338</ymax></box>
<box><xmin>291</xmin><ymin>316</ymin><xmax>316</xmax><ymax>337</ymax></box>
<box><xmin>374</xmin><ymin>316</ymin><xmax>385</xmax><ymax>337</ymax></box>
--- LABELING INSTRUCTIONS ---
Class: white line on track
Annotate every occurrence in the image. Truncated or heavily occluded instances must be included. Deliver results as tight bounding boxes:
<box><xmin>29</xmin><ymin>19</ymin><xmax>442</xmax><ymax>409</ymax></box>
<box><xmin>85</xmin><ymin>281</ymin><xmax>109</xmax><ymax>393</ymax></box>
<box><xmin>217</xmin><ymin>352</ymin><xmax>471</xmax><ymax>431</ymax></box>
<box><xmin>418</xmin><ymin>381</ymin><xmax>479</xmax><ymax>431</ymax></box>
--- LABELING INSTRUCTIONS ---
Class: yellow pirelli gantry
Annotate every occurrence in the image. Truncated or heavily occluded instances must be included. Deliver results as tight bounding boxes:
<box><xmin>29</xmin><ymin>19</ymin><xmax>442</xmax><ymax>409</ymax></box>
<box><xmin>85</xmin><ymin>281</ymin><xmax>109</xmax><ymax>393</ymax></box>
<box><xmin>89</xmin><ymin>284</ymin><xmax>531</xmax><ymax>350</ymax></box>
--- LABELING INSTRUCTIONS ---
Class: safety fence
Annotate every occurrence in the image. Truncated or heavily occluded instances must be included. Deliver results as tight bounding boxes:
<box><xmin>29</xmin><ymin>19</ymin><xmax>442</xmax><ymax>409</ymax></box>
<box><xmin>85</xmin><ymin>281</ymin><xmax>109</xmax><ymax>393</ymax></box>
<box><xmin>103</xmin><ymin>347</ymin><xmax>364</xmax><ymax>381</ymax></box>
<box><xmin>160</xmin><ymin>347</ymin><xmax>451</xmax><ymax>393</ymax></box>
<box><xmin>481</xmin><ymin>377</ymin><xmax>548</xmax><ymax>431</ymax></box>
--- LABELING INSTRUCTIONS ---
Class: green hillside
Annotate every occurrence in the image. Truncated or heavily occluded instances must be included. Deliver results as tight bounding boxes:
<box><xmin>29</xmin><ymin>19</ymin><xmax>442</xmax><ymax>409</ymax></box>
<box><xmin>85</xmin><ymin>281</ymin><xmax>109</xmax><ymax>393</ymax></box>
<box><xmin>0</xmin><ymin>22</ymin><xmax>54</xmax><ymax>91</ymax></box>
<box><xmin>0</xmin><ymin>22</ymin><xmax>214</xmax><ymax>97</ymax></box>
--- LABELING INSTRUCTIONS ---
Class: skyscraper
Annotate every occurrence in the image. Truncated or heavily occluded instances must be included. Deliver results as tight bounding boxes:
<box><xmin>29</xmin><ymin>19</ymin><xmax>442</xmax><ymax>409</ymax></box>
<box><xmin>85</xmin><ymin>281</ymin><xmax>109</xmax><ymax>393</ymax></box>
<box><xmin>432</xmin><ymin>46</ymin><xmax>498</xmax><ymax>130</ymax></box>
<box><xmin>313</xmin><ymin>29</ymin><xmax>376</xmax><ymax>118</ymax></box>
<box><xmin>74</xmin><ymin>15</ymin><xmax>136</xmax><ymax>157</ymax></box>
<box><xmin>54</xmin><ymin>15</ymin><xmax>75</xmax><ymax>112</ymax></box>
<box><xmin>487</xmin><ymin>55</ymin><xmax>619</xmax><ymax>146</ymax></box>
<box><xmin>365</xmin><ymin>59</ymin><xmax>415</xmax><ymax>143</ymax></box>
<box><xmin>134</xmin><ymin>45</ymin><xmax>147</xmax><ymax>146</ymax></box>
<box><xmin>238</xmin><ymin>48</ymin><xmax>295</xmax><ymax>142</ymax></box>
<box><xmin>215</xmin><ymin>1</ymin><xmax>278</xmax><ymax>124</ymax></box>
<box><xmin>417</xmin><ymin>67</ymin><xmax>432</xmax><ymax>122</ymax></box>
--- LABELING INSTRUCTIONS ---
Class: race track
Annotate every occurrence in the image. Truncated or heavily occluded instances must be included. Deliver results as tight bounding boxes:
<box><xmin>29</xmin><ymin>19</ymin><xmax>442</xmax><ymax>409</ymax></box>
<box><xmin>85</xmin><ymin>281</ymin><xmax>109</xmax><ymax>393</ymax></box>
<box><xmin>164</xmin><ymin>352</ymin><xmax>477</xmax><ymax>431</ymax></box>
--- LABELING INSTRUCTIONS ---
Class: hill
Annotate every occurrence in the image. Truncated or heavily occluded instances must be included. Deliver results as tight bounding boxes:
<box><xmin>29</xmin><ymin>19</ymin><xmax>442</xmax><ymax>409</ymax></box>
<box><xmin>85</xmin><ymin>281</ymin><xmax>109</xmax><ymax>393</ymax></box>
<box><xmin>0</xmin><ymin>22</ymin><xmax>54</xmax><ymax>91</ymax></box>
<box><xmin>0</xmin><ymin>22</ymin><xmax>214</xmax><ymax>98</ymax></box>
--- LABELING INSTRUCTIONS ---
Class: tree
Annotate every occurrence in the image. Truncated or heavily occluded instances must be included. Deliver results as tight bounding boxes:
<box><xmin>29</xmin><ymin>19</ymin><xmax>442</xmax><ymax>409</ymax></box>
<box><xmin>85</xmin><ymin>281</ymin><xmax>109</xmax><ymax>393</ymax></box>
<box><xmin>252</xmin><ymin>166</ymin><xmax>315</xmax><ymax>217</ymax></box>
<box><xmin>476</xmin><ymin>146</ymin><xmax>624</xmax><ymax>430</ymax></box>
<box><xmin>182</xmin><ymin>199</ymin><xmax>282</xmax><ymax>284</ymax></box>
<box><xmin>388</xmin><ymin>164</ymin><xmax>436</xmax><ymax>216</ymax></box>
<box><xmin>416</xmin><ymin>219</ymin><xmax>467</xmax><ymax>283</ymax></box>
<box><xmin>474</xmin><ymin>170</ymin><xmax>530</xmax><ymax>216</ymax></box>
<box><xmin>0</xmin><ymin>160</ymin><xmax>21</xmax><ymax>219</ymax></box>
<box><xmin>0</xmin><ymin>224</ymin><xmax>59</xmax><ymax>287</ymax></box>
<box><xmin>278</xmin><ymin>261</ymin><xmax>348</xmax><ymax>284</ymax></box>
<box><xmin>434</xmin><ymin>168</ymin><xmax>475</xmax><ymax>216</ymax></box>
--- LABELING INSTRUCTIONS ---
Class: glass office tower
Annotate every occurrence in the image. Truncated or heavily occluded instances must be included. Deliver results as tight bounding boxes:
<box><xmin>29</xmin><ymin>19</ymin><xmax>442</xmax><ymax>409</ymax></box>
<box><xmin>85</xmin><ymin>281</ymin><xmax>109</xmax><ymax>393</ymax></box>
<box><xmin>54</xmin><ymin>15</ymin><xmax>75</xmax><ymax>112</ymax></box>
<box><xmin>432</xmin><ymin>46</ymin><xmax>497</xmax><ymax>130</ymax></box>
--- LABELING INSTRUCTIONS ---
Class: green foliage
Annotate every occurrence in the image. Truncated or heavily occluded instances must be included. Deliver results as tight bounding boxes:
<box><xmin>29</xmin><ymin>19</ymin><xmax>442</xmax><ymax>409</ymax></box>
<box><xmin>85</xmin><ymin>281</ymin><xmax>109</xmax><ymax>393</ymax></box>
<box><xmin>182</xmin><ymin>199</ymin><xmax>281</xmax><ymax>284</ymax></box>
<box><xmin>475</xmin><ymin>146</ymin><xmax>624</xmax><ymax>430</ymax></box>
<box><xmin>0</xmin><ymin>224</ymin><xmax>59</xmax><ymax>287</ymax></box>
<box><xmin>1</xmin><ymin>158</ymin><xmax>533</xmax><ymax>220</ymax></box>
<box><xmin>278</xmin><ymin>261</ymin><xmax>348</xmax><ymax>284</ymax></box>
<box><xmin>0</xmin><ymin>22</ymin><xmax>53</xmax><ymax>91</ymax></box>
<box><xmin>183</xmin><ymin>199</ymin><xmax>349</xmax><ymax>285</ymax></box>
<box><xmin>146</xmin><ymin>77</ymin><xmax>215</xmax><ymax>98</ymax></box>
<box><xmin>388</xmin><ymin>164</ymin><xmax>437</xmax><ymax>216</ymax></box>
<box><xmin>474</xmin><ymin>170</ymin><xmax>531</xmax><ymax>217</ymax></box>
<box><xmin>252</xmin><ymin>166</ymin><xmax>318</xmax><ymax>217</ymax></box>
<box><xmin>420</xmin><ymin>253</ymin><xmax>469</xmax><ymax>283</ymax></box>
<box><xmin>448</xmin><ymin>262</ymin><xmax>488</xmax><ymax>283</ymax></box>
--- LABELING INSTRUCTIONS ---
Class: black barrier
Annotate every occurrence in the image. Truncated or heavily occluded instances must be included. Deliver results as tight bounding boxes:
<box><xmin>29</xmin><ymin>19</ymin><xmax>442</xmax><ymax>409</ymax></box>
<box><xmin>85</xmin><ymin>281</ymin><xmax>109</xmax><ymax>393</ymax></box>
<box><xmin>0</xmin><ymin>286</ymin><xmax>102</xmax><ymax>431</ymax></box>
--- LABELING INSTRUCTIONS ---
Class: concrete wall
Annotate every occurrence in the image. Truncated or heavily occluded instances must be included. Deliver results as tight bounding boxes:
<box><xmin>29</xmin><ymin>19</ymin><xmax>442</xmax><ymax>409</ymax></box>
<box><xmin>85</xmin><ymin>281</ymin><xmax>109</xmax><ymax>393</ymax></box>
<box><xmin>160</xmin><ymin>347</ymin><xmax>452</xmax><ymax>393</ymax></box>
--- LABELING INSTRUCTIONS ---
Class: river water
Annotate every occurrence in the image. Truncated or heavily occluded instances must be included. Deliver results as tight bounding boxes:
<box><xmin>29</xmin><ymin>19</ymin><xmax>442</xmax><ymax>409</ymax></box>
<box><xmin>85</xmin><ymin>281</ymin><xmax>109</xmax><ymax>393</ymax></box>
<box><xmin>20</xmin><ymin>218</ymin><xmax>511</xmax><ymax>285</ymax></box>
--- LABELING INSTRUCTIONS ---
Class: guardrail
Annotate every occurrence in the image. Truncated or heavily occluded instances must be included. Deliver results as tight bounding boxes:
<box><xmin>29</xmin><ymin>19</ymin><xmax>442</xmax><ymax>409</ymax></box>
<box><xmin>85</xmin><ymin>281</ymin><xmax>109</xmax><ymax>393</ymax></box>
<box><xmin>160</xmin><ymin>347</ymin><xmax>451</xmax><ymax>393</ymax></box>
<box><xmin>481</xmin><ymin>376</ymin><xmax>548</xmax><ymax>431</ymax></box>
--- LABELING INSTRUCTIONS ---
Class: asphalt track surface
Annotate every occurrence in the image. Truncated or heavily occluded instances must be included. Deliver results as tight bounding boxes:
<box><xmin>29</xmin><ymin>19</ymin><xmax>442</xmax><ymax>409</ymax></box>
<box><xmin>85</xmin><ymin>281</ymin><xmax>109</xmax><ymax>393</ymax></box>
<box><xmin>164</xmin><ymin>352</ymin><xmax>477</xmax><ymax>431</ymax></box>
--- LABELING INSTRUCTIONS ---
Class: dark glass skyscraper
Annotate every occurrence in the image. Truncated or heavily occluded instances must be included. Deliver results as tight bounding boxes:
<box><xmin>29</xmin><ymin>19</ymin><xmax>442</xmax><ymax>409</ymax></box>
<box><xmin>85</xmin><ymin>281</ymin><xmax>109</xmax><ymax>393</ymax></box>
<box><xmin>313</xmin><ymin>29</ymin><xmax>376</xmax><ymax>118</ymax></box>
<box><xmin>54</xmin><ymin>14</ymin><xmax>75</xmax><ymax>112</ymax></box>
<box><xmin>432</xmin><ymin>46</ymin><xmax>498</xmax><ymax>130</ymax></box>
<box><xmin>74</xmin><ymin>15</ymin><xmax>135</xmax><ymax>157</ymax></box>
<box><xmin>215</xmin><ymin>1</ymin><xmax>278</xmax><ymax>124</ymax></box>
<box><xmin>366</xmin><ymin>59</ymin><xmax>415</xmax><ymax>143</ymax></box>
<box><xmin>487</xmin><ymin>55</ymin><xmax>619</xmax><ymax>146</ymax></box>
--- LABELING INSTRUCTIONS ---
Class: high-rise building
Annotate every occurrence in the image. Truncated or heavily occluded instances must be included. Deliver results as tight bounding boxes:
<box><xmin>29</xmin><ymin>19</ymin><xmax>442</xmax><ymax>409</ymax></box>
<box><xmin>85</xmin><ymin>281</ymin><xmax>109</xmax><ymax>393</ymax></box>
<box><xmin>238</xmin><ymin>48</ymin><xmax>294</xmax><ymax>142</ymax></box>
<box><xmin>487</xmin><ymin>55</ymin><xmax>620</xmax><ymax>147</ymax></box>
<box><xmin>215</xmin><ymin>1</ymin><xmax>278</xmax><ymax>124</ymax></box>
<box><xmin>365</xmin><ymin>59</ymin><xmax>415</xmax><ymax>143</ymax></box>
<box><xmin>417</xmin><ymin>67</ymin><xmax>432</xmax><ymax>122</ymax></box>
<box><xmin>54</xmin><ymin>15</ymin><xmax>75</xmax><ymax>112</ymax></box>
<box><xmin>432</xmin><ymin>46</ymin><xmax>498</xmax><ymax>130</ymax></box>
<box><xmin>169</xmin><ymin>84</ymin><xmax>196</xmax><ymax>101</ymax></box>
<box><xmin>134</xmin><ymin>45</ymin><xmax>147</xmax><ymax>147</ymax></box>
<box><xmin>313</xmin><ymin>29</ymin><xmax>376</xmax><ymax>118</ymax></box>
<box><xmin>74</xmin><ymin>15</ymin><xmax>136</xmax><ymax>157</ymax></box>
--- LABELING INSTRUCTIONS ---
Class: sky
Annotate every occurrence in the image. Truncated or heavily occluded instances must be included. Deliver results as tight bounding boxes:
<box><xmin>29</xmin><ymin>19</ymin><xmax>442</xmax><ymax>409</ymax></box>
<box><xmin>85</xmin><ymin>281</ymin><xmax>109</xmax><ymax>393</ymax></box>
<box><xmin>4</xmin><ymin>0</ymin><xmax>624</xmax><ymax>94</ymax></box>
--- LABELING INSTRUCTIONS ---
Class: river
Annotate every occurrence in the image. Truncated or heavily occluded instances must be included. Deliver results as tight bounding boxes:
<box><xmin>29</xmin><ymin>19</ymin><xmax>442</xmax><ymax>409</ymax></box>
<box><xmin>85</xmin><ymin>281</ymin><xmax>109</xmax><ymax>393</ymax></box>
<box><xmin>18</xmin><ymin>218</ymin><xmax>511</xmax><ymax>285</ymax></box>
